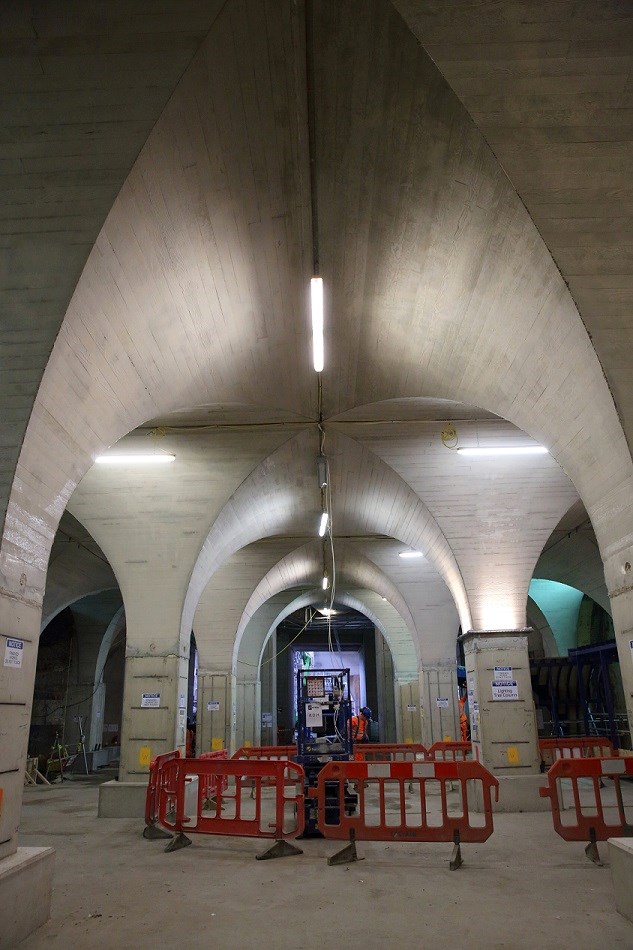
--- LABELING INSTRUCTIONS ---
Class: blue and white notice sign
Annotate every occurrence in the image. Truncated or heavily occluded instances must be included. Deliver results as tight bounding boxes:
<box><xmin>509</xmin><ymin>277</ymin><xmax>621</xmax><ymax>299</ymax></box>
<box><xmin>494</xmin><ymin>666</ymin><xmax>513</xmax><ymax>678</ymax></box>
<box><xmin>141</xmin><ymin>692</ymin><xmax>161</xmax><ymax>708</ymax></box>
<box><xmin>492</xmin><ymin>680</ymin><xmax>518</xmax><ymax>701</ymax></box>
<box><xmin>4</xmin><ymin>638</ymin><xmax>24</xmax><ymax>669</ymax></box>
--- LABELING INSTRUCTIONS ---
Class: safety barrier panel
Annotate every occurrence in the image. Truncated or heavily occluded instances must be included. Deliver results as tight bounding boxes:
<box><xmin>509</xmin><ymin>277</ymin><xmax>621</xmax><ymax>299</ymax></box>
<box><xmin>232</xmin><ymin>745</ymin><xmax>296</xmax><ymax>762</ymax></box>
<box><xmin>315</xmin><ymin>758</ymin><xmax>499</xmax><ymax>868</ymax></box>
<box><xmin>143</xmin><ymin>749</ymin><xmax>181</xmax><ymax>840</ymax></box>
<box><xmin>353</xmin><ymin>743</ymin><xmax>427</xmax><ymax>763</ymax></box>
<box><xmin>539</xmin><ymin>756</ymin><xmax>633</xmax><ymax>864</ymax></box>
<box><xmin>539</xmin><ymin>737</ymin><xmax>615</xmax><ymax>768</ymax></box>
<box><xmin>427</xmin><ymin>741</ymin><xmax>472</xmax><ymax>761</ymax></box>
<box><xmin>198</xmin><ymin>748</ymin><xmax>229</xmax><ymax>803</ymax></box>
<box><xmin>156</xmin><ymin>757</ymin><xmax>306</xmax><ymax>857</ymax></box>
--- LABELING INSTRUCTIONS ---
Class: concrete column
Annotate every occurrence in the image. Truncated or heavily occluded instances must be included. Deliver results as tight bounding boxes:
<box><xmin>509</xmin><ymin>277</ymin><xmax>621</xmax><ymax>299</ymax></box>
<box><xmin>260</xmin><ymin>634</ymin><xmax>276</xmax><ymax>746</ymax></box>
<box><xmin>396</xmin><ymin>678</ymin><xmax>422</xmax><ymax>744</ymax></box>
<box><xmin>235</xmin><ymin>677</ymin><xmax>259</xmax><ymax>749</ymax></box>
<box><xmin>197</xmin><ymin>670</ymin><xmax>232</xmax><ymax>754</ymax></box>
<box><xmin>604</xmin><ymin>546</ymin><xmax>633</xmax><ymax>747</ymax></box>
<box><xmin>462</xmin><ymin>629</ymin><xmax>540</xmax><ymax>773</ymax></box>
<box><xmin>118</xmin><ymin>651</ymin><xmax>189</xmax><ymax>780</ymax></box>
<box><xmin>0</xmin><ymin>589</ymin><xmax>54</xmax><ymax>934</ymax></box>
<box><xmin>0</xmin><ymin>593</ymin><xmax>41</xmax><ymax>860</ymax></box>
<box><xmin>419</xmin><ymin>665</ymin><xmax>460</xmax><ymax>746</ymax></box>
<box><xmin>89</xmin><ymin>682</ymin><xmax>106</xmax><ymax>751</ymax></box>
<box><xmin>375</xmin><ymin>628</ymin><xmax>397</xmax><ymax>743</ymax></box>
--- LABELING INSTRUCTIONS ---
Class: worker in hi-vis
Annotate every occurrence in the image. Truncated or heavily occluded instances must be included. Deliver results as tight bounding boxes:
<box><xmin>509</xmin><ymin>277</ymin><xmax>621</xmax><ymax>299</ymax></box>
<box><xmin>351</xmin><ymin>706</ymin><xmax>372</xmax><ymax>742</ymax></box>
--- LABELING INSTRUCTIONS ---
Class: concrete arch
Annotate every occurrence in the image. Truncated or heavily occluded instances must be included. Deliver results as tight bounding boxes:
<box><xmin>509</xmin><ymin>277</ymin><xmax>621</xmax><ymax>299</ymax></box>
<box><xmin>231</xmin><ymin>541</ymin><xmax>420</xmax><ymax>678</ymax></box>
<box><xmin>242</xmin><ymin>588</ymin><xmax>418</xmax><ymax>683</ymax></box>
<box><xmin>182</xmin><ymin>428</ymin><xmax>471</xmax><ymax>642</ymax></box>
<box><xmin>2</xmin><ymin>0</ymin><xmax>631</xmax><ymax>613</ymax></box>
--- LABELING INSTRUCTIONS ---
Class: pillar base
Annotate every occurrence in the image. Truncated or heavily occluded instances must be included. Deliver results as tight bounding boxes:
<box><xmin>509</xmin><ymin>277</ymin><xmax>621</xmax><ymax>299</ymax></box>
<box><xmin>98</xmin><ymin>777</ymin><xmax>199</xmax><ymax>818</ymax></box>
<box><xmin>471</xmin><ymin>773</ymin><xmax>549</xmax><ymax>813</ymax></box>
<box><xmin>0</xmin><ymin>847</ymin><xmax>54</xmax><ymax>947</ymax></box>
<box><xmin>609</xmin><ymin>838</ymin><xmax>633</xmax><ymax>923</ymax></box>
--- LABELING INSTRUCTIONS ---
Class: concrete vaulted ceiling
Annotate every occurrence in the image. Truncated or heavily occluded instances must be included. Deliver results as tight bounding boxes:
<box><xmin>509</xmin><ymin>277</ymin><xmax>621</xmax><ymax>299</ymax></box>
<box><xmin>1</xmin><ymin>1</ymin><xmax>632</xmax><ymax>673</ymax></box>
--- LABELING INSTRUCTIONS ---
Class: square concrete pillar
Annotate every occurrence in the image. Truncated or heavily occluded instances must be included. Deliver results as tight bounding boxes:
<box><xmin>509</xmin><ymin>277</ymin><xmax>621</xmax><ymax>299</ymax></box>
<box><xmin>461</xmin><ymin>629</ymin><xmax>540</xmax><ymax>774</ymax></box>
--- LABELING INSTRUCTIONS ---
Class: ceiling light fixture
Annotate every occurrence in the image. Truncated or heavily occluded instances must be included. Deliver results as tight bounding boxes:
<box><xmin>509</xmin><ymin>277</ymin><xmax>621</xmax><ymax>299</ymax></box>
<box><xmin>318</xmin><ymin>511</ymin><xmax>329</xmax><ymax>537</ymax></box>
<box><xmin>318</xmin><ymin>607</ymin><xmax>337</xmax><ymax>617</ymax></box>
<box><xmin>311</xmin><ymin>277</ymin><xmax>324</xmax><ymax>372</ymax></box>
<box><xmin>457</xmin><ymin>446</ymin><xmax>547</xmax><ymax>457</ymax></box>
<box><xmin>95</xmin><ymin>454</ymin><xmax>176</xmax><ymax>464</ymax></box>
<box><xmin>317</xmin><ymin>454</ymin><xmax>328</xmax><ymax>489</ymax></box>
<box><xmin>399</xmin><ymin>551</ymin><xmax>423</xmax><ymax>559</ymax></box>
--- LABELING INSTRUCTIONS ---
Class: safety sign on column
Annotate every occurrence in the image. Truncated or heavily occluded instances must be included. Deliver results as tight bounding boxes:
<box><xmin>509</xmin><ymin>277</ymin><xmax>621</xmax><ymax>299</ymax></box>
<box><xmin>3</xmin><ymin>638</ymin><xmax>24</xmax><ymax>669</ymax></box>
<box><xmin>491</xmin><ymin>680</ymin><xmax>518</xmax><ymax>700</ymax></box>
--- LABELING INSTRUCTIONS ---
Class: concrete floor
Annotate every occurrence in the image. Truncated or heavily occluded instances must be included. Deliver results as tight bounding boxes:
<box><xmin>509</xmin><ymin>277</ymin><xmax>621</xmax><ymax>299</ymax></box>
<box><xmin>17</xmin><ymin>776</ymin><xmax>633</xmax><ymax>950</ymax></box>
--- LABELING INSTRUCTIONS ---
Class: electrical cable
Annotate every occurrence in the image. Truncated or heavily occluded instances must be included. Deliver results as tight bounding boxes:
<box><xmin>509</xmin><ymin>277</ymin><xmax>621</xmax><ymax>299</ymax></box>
<box><xmin>240</xmin><ymin>609</ymin><xmax>317</xmax><ymax>669</ymax></box>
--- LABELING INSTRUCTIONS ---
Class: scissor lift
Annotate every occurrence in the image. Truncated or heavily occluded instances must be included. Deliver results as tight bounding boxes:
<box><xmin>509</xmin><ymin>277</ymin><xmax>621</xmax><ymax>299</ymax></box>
<box><xmin>294</xmin><ymin>667</ymin><xmax>357</xmax><ymax>835</ymax></box>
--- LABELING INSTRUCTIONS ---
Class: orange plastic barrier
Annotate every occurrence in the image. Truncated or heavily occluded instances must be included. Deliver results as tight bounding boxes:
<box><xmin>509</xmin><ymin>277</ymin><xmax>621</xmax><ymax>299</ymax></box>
<box><xmin>198</xmin><ymin>748</ymin><xmax>228</xmax><ymax>800</ymax></box>
<box><xmin>352</xmin><ymin>743</ymin><xmax>427</xmax><ymax>763</ymax></box>
<box><xmin>315</xmin><ymin>758</ymin><xmax>498</xmax><ymax>867</ymax></box>
<box><xmin>232</xmin><ymin>745</ymin><xmax>296</xmax><ymax>762</ymax></box>
<box><xmin>156</xmin><ymin>757</ymin><xmax>305</xmax><ymax>855</ymax></box>
<box><xmin>231</xmin><ymin>745</ymin><xmax>297</xmax><ymax>792</ymax></box>
<box><xmin>539</xmin><ymin>737</ymin><xmax>615</xmax><ymax>767</ymax></box>
<box><xmin>143</xmin><ymin>750</ymin><xmax>181</xmax><ymax>839</ymax></box>
<box><xmin>539</xmin><ymin>755</ymin><xmax>633</xmax><ymax>862</ymax></box>
<box><xmin>427</xmin><ymin>741</ymin><xmax>472</xmax><ymax>761</ymax></box>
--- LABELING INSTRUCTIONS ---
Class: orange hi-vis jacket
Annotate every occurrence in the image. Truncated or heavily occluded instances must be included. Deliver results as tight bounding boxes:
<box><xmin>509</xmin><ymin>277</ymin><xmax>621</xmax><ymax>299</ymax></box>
<box><xmin>351</xmin><ymin>714</ymin><xmax>368</xmax><ymax>741</ymax></box>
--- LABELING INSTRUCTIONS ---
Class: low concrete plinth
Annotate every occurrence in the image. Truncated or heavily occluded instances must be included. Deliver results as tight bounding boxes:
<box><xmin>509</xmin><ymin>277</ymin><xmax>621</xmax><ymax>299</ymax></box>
<box><xmin>608</xmin><ymin>838</ymin><xmax>633</xmax><ymax>923</ymax></box>
<box><xmin>471</xmin><ymin>773</ymin><xmax>549</xmax><ymax>813</ymax></box>
<box><xmin>98</xmin><ymin>777</ymin><xmax>199</xmax><ymax>818</ymax></box>
<box><xmin>0</xmin><ymin>847</ymin><xmax>55</xmax><ymax>948</ymax></box>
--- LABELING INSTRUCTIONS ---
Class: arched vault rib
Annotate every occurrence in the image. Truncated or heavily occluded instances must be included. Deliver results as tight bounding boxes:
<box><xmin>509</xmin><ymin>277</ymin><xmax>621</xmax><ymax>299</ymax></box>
<box><xmin>229</xmin><ymin>539</ymin><xmax>420</xmax><ymax>677</ymax></box>
<box><xmin>235</xmin><ymin>587</ymin><xmax>419</xmax><ymax>683</ymax></box>
<box><xmin>4</xmin><ymin>0</ymin><xmax>633</xmax><ymax>611</ymax></box>
<box><xmin>182</xmin><ymin>428</ymin><xmax>471</xmax><ymax>643</ymax></box>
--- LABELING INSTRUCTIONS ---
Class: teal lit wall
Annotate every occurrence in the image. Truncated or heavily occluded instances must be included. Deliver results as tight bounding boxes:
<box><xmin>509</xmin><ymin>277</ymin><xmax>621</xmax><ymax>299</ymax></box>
<box><xmin>528</xmin><ymin>579</ymin><xmax>584</xmax><ymax>656</ymax></box>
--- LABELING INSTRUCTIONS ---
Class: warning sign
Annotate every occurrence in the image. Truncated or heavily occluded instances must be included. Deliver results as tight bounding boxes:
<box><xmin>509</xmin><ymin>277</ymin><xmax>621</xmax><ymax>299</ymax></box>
<box><xmin>492</xmin><ymin>680</ymin><xmax>519</xmax><ymax>701</ymax></box>
<box><xmin>141</xmin><ymin>692</ymin><xmax>160</xmax><ymax>708</ymax></box>
<box><xmin>3</xmin><ymin>638</ymin><xmax>23</xmax><ymax>669</ymax></box>
<box><xmin>436</xmin><ymin>697</ymin><xmax>449</xmax><ymax>709</ymax></box>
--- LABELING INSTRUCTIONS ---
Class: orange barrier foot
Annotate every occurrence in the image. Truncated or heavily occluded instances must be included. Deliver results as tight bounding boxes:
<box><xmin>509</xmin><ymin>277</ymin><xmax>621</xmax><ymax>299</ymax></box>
<box><xmin>143</xmin><ymin>822</ymin><xmax>171</xmax><ymax>841</ymax></box>
<box><xmin>256</xmin><ymin>839</ymin><xmax>303</xmax><ymax>860</ymax></box>
<box><xmin>450</xmin><ymin>830</ymin><xmax>463</xmax><ymax>871</ymax></box>
<box><xmin>327</xmin><ymin>830</ymin><xmax>363</xmax><ymax>866</ymax></box>
<box><xmin>585</xmin><ymin>829</ymin><xmax>603</xmax><ymax>866</ymax></box>
<box><xmin>165</xmin><ymin>832</ymin><xmax>192</xmax><ymax>853</ymax></box>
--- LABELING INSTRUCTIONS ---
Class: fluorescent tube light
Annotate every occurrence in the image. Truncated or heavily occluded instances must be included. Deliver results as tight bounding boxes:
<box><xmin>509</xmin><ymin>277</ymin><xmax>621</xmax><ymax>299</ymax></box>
<box><xmin>399</xmin><ymin>551</ymin><xmax>423</xmax><ymax>559</ymax></box>
<box><xmin>318</xmin><ymin>511</ymin><xmax>329</xmax><ymax>537</ymax></box>
<box><xmin>95</xmin><ymin>454</ymin><xmax>175</xmax><ymax>464</ymax></box>
<box><xmin>311</xmin><ymin>277</ymin><xmax>324</xmax><ymax>372</ymax></box>
<box><xmin>322</xmin><ymin>575</ymin><xmax>329</xmax><ymax>590</ymax></box>
<box><xmin>317</xmin><ymin>454</ymin><xmax>328</xmax><ymax>489</ymax></box>
<box><xmin>457</xmin><ymin>445</ymin><xmax>547</xmax><ymax>457</ymax></box>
